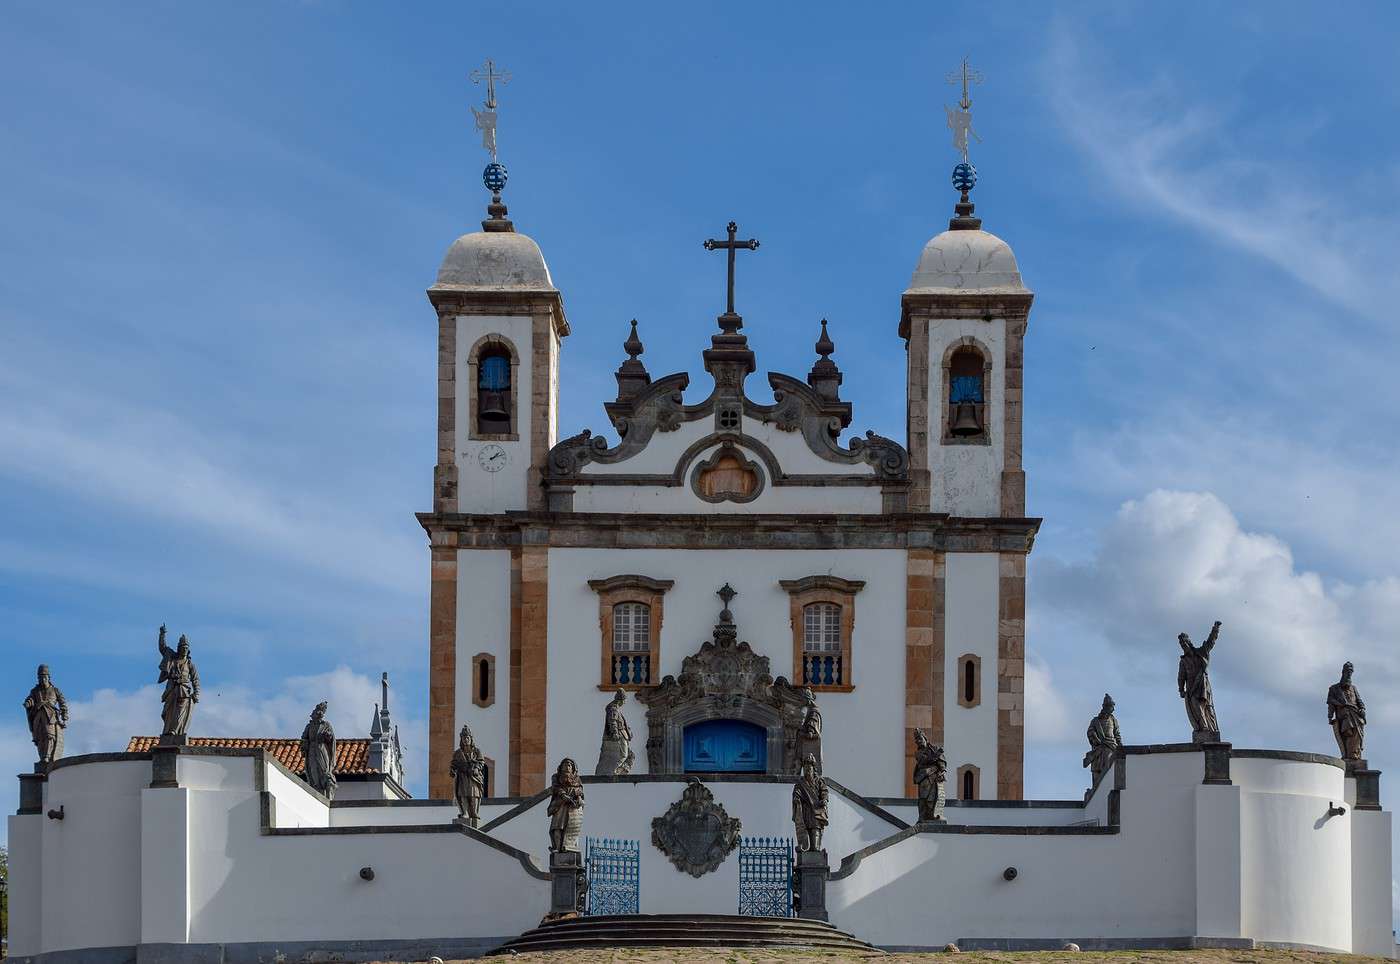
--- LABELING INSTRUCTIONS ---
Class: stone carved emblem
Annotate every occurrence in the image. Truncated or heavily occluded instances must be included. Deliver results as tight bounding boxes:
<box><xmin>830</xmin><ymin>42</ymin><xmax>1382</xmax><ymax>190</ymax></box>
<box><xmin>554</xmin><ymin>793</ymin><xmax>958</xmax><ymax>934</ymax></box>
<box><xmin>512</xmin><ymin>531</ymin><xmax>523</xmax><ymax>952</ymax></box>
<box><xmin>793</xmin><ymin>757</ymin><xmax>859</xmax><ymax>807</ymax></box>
<box><xmin>650</xmin><ymin>779</ymin><xmax>742</xmax><ymax>878</ymax></box>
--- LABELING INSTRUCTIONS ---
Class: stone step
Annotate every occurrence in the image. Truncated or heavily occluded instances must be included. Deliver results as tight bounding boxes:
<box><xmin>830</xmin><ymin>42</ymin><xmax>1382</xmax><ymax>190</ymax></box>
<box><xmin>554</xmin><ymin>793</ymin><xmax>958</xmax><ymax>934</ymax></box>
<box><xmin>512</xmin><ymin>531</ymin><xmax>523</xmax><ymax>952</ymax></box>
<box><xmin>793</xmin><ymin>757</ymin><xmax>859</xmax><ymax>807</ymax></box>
<box><xmin>491</xmin><ymin>912</ymin><xmax>881</xmax><ymax>956</ymax></box>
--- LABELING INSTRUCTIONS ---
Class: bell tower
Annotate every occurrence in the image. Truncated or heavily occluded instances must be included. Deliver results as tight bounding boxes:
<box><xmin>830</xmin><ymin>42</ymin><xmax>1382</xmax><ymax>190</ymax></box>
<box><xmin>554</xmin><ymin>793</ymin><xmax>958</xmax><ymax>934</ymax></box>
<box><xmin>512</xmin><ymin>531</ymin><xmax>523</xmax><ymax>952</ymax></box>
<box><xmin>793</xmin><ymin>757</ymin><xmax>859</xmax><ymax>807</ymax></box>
<box><xmin>900</xmin><ymin>61</ymin><xmax>1033</xmax><ymax>800</ymax></box>
<box><xmin>423</xmin><ymin>62</ymin><xmax>569</xmax><ymax>798</ymax></box>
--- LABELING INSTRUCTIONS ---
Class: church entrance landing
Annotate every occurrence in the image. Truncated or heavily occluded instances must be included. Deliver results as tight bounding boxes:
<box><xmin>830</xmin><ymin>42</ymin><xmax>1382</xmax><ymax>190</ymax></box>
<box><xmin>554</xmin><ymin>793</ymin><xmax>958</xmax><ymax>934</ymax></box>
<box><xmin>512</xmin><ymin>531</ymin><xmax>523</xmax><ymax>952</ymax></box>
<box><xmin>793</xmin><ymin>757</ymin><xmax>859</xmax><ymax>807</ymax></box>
<box><xmin>637</xmin><ymin>585</ymin><xmax>815</xmax><ymax>777</ymax></box>
<box><xmin>683</xmin><ymin>719</ymin><xmax>766</xmax><ymax>773</ymax></box>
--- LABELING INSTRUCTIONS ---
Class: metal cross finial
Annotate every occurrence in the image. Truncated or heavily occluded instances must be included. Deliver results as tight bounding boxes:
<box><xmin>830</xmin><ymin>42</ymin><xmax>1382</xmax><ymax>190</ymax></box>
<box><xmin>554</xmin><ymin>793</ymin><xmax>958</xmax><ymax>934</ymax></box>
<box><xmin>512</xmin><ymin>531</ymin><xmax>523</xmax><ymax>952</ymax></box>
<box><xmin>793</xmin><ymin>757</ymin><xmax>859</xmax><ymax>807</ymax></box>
<box><xmin>470</xmin><ymin>59</ymin><xmax>511</xmax><ymax>162</ymax></box>
<box><xmin>716</xmin><ymin>583</ymin><xmax>738</xmax><ymax>623</ymax></box>
<box><xmin>703</xmin><ymin>221</ymin><xmax>760</xmax><ymax>318</ymax></box>
<box><xmin>946</xmin><ymin>57</ymin><xmax>983</xmax><ymax>110</ymax></box>
<box><xmin>470</xmin><ymin>58</ymin><xmax>511</xmax><ymax>109</ymax></box>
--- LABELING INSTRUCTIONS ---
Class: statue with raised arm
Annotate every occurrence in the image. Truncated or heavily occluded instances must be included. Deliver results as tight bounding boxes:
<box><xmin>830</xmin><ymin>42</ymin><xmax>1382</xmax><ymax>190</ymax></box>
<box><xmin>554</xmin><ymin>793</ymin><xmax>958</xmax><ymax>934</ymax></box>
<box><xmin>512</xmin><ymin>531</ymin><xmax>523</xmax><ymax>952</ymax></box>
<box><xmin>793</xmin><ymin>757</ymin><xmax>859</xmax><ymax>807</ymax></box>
<box><xmin>1327</xmin><ymin>661</ymin><xmax>1366</xmax><ymax>761</ymax></box>
<box><xmin>794</xmin><ymin>689</ymin><xmax>823</xmax><ymax>775</ymax></box>
<box><xmin>156</xmin><ymin>624</ymin><xmax>200</xmax><ymax>737</ymax></box>
<box><xmin>1082</xmin><ymin>694</ymin><xmax>1121</xmax><ymax>786</ymax></box>
<box><xmin>450</xmin><ymin>723</ymin><xmax>487</xmax><ymax>826</ymax></box>
<box><xmin>1177</xmin><ymin>620</ymin><xmax>1222</xmax><ymax>743</ymax></box>
<box><xmin>594</xmin><ymin>689</ymin><xmax>635</xmax><ymax>776</ymax></box>
<box><xmin>471</xmin><ymin>105</ymin><xmax>498</xmax><ymax>158</ymax></box>
<box><xmin>792</xmin><ymin>754</ymin><xmax>828</xmax><ymax>852</ymax></box>
<box><xmin>912</xmin><ymin>728</ymin><xmax>947</xmax><ymax>823</ymax></box>
<box><xmin>24</xmin><ymin>664</ymin><xmax>68</xmax><ymax>766</ymax></box>
<box><xmin>547</xmin><ymin>757</ymin><xmax>585</xmax><ymax>853</ymax></box>
<box><xmin>300</xmin><ymin>701</ymin><xmax>337</xmax><ymax>800</ymax></box>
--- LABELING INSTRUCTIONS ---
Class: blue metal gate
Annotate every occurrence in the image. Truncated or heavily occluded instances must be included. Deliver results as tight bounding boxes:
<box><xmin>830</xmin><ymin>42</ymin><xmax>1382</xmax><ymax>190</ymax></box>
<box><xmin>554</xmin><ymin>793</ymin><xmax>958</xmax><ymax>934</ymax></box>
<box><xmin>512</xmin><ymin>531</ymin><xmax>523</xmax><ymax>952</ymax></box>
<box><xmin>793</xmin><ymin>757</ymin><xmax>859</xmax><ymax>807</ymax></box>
<box><xmin>737</xmin><ymin>836</ymin><xmax>794</xmax><ymax>917</ymax></box>
<box><xmin>584</xmin><ymin>837</ymin><xmax>639</xmax><ymax>916</ymax></box>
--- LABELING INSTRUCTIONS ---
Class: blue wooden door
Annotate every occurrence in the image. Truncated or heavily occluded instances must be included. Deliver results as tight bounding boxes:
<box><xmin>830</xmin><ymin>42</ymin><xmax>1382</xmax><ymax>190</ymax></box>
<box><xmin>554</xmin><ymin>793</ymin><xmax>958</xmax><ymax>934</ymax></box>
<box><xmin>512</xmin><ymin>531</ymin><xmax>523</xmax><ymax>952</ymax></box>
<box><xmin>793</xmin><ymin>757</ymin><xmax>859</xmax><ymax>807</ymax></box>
<box><xmin>683</xmin><ymin>719</ymin><xmax>767</xmax><ymax>773</ymax></box>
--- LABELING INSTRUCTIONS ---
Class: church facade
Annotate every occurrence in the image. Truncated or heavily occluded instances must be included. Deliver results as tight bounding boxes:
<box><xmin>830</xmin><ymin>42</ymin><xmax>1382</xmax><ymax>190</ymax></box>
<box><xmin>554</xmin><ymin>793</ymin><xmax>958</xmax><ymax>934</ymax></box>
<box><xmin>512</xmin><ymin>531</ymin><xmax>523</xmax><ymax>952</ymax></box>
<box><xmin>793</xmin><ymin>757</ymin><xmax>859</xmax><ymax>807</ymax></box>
<box><xmin>420</xmin><ymin>196</ymin><xmax>1035</xmax><ymax>802</ymax></box>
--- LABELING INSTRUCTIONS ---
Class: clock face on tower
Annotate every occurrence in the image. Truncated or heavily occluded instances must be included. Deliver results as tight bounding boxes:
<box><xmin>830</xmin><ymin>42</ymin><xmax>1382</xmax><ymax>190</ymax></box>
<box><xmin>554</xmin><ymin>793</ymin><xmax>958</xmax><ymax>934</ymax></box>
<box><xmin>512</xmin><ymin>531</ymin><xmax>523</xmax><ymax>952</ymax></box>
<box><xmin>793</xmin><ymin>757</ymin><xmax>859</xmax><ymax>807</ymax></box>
<box><xmin>477</xmin><ymin>444</ymin><xmax>507</xmax><ymax>473</ymax></box>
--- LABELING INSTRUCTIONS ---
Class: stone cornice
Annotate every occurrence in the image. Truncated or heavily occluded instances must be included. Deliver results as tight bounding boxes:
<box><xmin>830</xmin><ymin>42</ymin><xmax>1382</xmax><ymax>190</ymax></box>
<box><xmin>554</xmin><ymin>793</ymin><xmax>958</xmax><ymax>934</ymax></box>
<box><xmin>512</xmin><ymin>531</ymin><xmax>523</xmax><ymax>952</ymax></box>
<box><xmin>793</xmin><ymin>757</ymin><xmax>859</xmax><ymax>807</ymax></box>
<box><xmin>427</xmin><ymin>287</ymin><xmax>570</xmax><ymax>337</ymax></box>
<box><xmin>778</xmin><ymin>575</ymin><xmax>867</xmax><ymax>595</ymax></box>
<box><xmin>417</xmin><ymin>511</ymin><xmax>1041</xmax><ymax>553</ymax></box>
<box><xmin>898</xmin><ymin>290</ymin><xmax>1034</xmax><ymax>339</ymax></box>
<box><xmin>586</xmin><ymin>574</ymin><xmax>676</xmax><ymax>594</ymax></box>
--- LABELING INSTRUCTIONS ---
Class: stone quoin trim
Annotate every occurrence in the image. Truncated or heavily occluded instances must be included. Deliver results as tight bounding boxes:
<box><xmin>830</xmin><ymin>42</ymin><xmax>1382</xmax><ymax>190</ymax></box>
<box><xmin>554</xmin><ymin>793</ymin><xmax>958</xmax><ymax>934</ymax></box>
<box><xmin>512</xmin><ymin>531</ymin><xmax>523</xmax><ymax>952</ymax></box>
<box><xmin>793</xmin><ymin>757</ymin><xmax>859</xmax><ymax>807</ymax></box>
<box><xmin>427</xmin><ymin>544</ymin><xmax>458</xmax><ymax>799</ymax></box>
<box><xmin>904</xmin><ymin>549</ymin><xmax>945</xmax><ymax>795</ymax></box>
<box><xmin>433</xmin><ymin>307</ymin><xmax>459</xmax><ymax>514</ymax></box>
<box><xmin>779</xmin><ymin>575</ymin><xmax>865</xmax><ymax>692</ymax></box>
<box><xmin>1001</xmin><ymin>315</ymin><xmax>1028</xmax><ymax>518</ymax></box>
<box><xmin>998</xmin><ymin>551</ymin><xmax>1026</xmax><ymax>799</ymax></box>
<box><xmin>940</xmin><ymin>335</ymin><xmax>994</xmax><ymax>446</ymax></box>
<box><xmin>587</xmin><ymin>574</ymin><xmax>675</xmax><ymax>690</ymax></box>
<box><xmin>958</xmin><ymin>763</ymin><xmax>982</xmax><ymax>800</ymax></box>
<box><xmin>957</xmin><ymin>652</ymin><xmax>982</xmax><ymax>708</ymax></box>
<box><xmin>465</xmin><ymin>332</ymin><xmax>521</xmax><ymax>441</ymax></box>
<box><xmin>512</xmin><ymin>544</ymin><xmax>549</xmax><ymax>795</ymax></box>
<box><xmin>471</xmin><ymin>651</ymin><xmax>496</xmax><ymax>709</ymax></box>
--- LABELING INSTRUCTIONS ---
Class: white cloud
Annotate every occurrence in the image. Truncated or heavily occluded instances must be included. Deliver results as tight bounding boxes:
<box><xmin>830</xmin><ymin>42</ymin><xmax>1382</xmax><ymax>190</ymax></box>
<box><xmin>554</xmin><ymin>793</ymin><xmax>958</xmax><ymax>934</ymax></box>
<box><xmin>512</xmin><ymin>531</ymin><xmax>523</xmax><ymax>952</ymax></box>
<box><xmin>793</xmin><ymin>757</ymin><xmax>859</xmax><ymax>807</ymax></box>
<box><xmin>1038</xmin><ymin>489</ymin><xmax>1400</xmax><ymax>727</ymax></box>
<box><xmin>60</xmin><ymin>666</ymin><xmax>427</xmax><ymax>782</ymax></box>
<box><xmin>1045</xmin><ymin>24</ymin><xmax>1400</xmax><ymax>324</ymax></box>
<box><xmin>1025</xmin><ymin>654</ymin><xmax>1074</xmax><ymax>746</ymax></box>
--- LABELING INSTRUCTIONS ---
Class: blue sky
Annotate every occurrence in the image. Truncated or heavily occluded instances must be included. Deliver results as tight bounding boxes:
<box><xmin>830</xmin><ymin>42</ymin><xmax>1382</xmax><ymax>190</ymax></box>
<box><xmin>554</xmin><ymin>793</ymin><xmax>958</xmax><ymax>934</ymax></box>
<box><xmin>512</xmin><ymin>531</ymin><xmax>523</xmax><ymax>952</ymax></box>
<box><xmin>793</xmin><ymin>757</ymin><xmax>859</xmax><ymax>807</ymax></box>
<box><xmin>3</xmin><ymin>1</ymin><xmax>1398</xmax><ymax>922</ymax></box>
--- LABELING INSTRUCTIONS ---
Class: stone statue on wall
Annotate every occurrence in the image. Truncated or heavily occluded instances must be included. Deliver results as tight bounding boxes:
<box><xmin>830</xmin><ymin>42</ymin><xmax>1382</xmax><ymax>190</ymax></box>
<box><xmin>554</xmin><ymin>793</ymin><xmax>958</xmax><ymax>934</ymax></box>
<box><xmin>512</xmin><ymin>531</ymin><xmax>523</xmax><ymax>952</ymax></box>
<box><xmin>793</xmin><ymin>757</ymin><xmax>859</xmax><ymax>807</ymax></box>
<box><xmin>300</xmin><ymin>701</ymin><xmax>337</xmax><ymax>800</ymax></box>
<box><xmin>594</xmin><ymin>689</ymin><xmax>635</xmax><ymax>776</ymax></box>
<box><xmin>450</xmin><ymin>723</ymin><xmax>487</xmax><ymax>826</ymax></box>
<box><xmin>794</xmin><ymin>689</ymin><xmax>823</xmax><ymax>775</ymax></box>
<box><xmin>1082</xmin><ymin>693</ymin><xmax>1121</xmax><ymax>786</ymax></box>
<box><xmin>912</xmin><ymin>728</ymin><xmax>947</xmax><ymax>823</ymax></box>
<box><xmin>1177</xmin><ymin>620</ymin><xmax>1222</xmax><ymax>743</ymax></box>
<box><xmin>1327</xmin><ymin>661</ymin><xmax>1367</xmax><ymax>762</ymax></box>
<box><xmin>24</xmin><ymin>664</ymin><xmax>68</xmax><ymax>766</ymax></box>
<box><xmin>547</xmin><ymin>757</ymin><xmax>585</xmax><ymax>853</ymax></box>
<box><xmin>792</xmin><ymin>754</ymin><xmax>828</xmax><ymax>852</ymax></box>
<box><xmin>156</xmin><ymin>624</ymin><xmax>200</xmax><ymax>737</ymax></box>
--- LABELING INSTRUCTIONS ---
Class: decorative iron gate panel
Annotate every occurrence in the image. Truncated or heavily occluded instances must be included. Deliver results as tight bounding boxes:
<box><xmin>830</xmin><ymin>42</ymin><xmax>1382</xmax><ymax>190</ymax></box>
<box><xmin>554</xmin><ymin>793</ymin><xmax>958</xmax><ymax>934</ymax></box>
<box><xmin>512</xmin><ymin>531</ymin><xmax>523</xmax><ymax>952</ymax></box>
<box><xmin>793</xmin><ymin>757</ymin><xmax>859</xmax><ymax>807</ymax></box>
<box><xmin>738</xmin><ymin>836</ymin><xmax>794</xmax><ymax>917</ymax></box>
<box><xmin>585</xmin><ymin>837</ymin><xmax>639</xmax><ymax>916</ymax></box>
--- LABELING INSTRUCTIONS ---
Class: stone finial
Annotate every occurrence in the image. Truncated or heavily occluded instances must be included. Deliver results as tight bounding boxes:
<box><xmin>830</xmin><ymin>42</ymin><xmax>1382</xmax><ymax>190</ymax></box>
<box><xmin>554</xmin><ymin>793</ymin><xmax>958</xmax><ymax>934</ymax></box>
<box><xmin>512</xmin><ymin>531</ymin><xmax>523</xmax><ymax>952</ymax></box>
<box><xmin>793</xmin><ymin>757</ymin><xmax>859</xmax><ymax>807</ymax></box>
<box><xmin>716</xmin><ymin>583</ymin><xmax>737</xmax><ymax>623</ymax></box>
<box><xmin>806</xmin><ymin>318</ymin><xmax>843</xmax><ymax>401</ymax></box>
<box><xmin>614</xmin><ymin>319</ymin><xmax>652</xmax><ymax>400</ymax></box>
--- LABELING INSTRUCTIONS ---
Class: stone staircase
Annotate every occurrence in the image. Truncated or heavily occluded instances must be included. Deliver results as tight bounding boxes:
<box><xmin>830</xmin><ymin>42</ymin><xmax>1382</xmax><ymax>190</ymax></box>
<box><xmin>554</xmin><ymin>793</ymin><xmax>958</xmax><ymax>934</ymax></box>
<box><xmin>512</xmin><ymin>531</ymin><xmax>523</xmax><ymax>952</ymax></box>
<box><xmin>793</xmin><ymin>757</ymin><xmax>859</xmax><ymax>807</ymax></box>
<box><xmin>490</xmin><ymin>913</ymin><xmax>883</xmax><ymax>955</ymax></box>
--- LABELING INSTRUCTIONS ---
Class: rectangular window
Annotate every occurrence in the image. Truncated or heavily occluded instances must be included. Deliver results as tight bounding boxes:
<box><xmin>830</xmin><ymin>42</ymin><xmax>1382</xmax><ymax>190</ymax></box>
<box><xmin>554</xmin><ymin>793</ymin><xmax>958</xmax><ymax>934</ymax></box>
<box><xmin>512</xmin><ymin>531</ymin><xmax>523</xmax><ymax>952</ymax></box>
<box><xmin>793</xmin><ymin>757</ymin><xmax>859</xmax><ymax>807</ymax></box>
<box><xmin>611</xmin><ymin>601</ymin><xmax>651</xmax><ymax>685</ymax></box>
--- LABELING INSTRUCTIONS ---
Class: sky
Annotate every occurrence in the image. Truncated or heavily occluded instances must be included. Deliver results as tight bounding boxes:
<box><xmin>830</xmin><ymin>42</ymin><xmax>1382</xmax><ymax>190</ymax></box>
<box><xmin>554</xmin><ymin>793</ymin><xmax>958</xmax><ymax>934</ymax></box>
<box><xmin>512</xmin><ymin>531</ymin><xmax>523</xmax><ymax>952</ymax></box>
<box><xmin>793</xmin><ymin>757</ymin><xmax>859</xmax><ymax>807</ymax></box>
<box><xmin>2</xmin><ymin>0</ymin><xmax>1398</xmax><ymax>927</ymax></box>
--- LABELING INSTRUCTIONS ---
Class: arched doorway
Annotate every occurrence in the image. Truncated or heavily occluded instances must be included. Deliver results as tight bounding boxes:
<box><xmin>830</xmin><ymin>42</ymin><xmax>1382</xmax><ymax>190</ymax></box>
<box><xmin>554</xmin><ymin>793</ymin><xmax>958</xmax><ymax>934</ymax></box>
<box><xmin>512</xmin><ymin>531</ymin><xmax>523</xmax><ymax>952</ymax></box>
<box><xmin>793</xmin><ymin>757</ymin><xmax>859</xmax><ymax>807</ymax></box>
<box><xmin>683</xmin><ymin>719</ymin><xmax>767</xmax><ymax>773</ymax></box>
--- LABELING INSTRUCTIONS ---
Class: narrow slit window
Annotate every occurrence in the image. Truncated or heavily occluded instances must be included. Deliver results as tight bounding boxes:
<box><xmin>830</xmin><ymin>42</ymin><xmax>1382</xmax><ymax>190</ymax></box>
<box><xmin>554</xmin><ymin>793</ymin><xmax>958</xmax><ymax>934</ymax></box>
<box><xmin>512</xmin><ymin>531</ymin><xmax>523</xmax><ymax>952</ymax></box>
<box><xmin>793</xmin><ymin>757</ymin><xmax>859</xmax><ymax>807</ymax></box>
<box><xmin>963</xmin><ymin>769</ymin><xmax>975</xmax><ymax>800</ymax></box>
<box><xmin>964</xmin><ymin>659</ymin><xmax>975</xmax><ymax>704</ymax></box>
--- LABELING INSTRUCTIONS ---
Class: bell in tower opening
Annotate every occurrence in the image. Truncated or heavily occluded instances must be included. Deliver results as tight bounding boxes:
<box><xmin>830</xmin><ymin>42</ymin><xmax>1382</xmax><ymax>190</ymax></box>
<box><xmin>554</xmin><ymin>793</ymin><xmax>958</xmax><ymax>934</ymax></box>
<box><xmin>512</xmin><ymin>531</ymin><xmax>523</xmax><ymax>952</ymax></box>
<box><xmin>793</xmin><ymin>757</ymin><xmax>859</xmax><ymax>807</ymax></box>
<box><xmin>477</xmin><ymin>350</ymin><xmax>511</xmax><ymax>433</ymax></box>
<box><xmin>948</xmin><ymin>346</ymin><xmax>986</xmax><ymax>437</ymax></box>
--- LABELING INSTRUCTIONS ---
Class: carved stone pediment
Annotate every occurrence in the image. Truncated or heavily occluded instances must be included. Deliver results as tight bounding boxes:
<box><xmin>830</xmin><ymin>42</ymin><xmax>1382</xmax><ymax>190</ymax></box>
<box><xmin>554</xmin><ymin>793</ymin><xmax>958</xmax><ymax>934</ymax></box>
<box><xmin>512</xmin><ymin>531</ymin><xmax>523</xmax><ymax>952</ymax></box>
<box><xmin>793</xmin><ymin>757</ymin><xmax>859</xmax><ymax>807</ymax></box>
<box><xmin>650</xmin><ymin>779</ymin><xmax>742</xmax><ymax>878</ymax></box>
<box><xmin>636</xmin><ymin>587</ymin><xmax>816</xmax><ymax>776</ymax></box>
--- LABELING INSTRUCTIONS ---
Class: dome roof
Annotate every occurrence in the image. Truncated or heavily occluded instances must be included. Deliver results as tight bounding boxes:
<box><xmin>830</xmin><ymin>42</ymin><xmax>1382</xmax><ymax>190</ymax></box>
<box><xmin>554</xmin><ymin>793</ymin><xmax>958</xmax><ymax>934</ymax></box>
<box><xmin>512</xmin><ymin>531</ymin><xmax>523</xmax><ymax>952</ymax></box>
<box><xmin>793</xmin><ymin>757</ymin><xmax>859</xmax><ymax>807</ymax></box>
<box><xmin>433</xmin><ymin>230</ymin><xmax>554</xmax><ymax>290</ymax></box>
<box><xmin>907</xmin><ymin>228</ymin><xmax>1025</xmax><ymax>293</ymax></box>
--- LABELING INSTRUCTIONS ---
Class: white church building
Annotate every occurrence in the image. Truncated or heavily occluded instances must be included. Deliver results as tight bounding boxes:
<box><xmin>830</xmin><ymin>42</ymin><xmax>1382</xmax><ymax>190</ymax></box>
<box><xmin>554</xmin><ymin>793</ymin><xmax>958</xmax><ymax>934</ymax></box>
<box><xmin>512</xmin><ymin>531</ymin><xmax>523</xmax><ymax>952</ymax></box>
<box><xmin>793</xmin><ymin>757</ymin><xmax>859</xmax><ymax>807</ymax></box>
<box><xmin>7</xmin><ymin>88</ymin><xmax>1395</xmax><ymax>960</ymax></box>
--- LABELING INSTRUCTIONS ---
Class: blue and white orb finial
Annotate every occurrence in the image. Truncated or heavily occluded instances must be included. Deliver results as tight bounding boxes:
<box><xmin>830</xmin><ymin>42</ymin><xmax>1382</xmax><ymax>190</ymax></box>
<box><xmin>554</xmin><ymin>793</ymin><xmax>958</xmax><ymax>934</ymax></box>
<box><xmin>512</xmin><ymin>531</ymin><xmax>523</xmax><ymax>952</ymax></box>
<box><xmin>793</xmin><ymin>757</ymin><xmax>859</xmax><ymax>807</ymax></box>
<box><xmin>483</xmin><ymin>161</ymin><xmax>508</xmax><ymax>197</ymax></box>
<box><xmin>951</xmin><ymin>162</ymin><xmax>977</xmax><ymax>196</ymax></box>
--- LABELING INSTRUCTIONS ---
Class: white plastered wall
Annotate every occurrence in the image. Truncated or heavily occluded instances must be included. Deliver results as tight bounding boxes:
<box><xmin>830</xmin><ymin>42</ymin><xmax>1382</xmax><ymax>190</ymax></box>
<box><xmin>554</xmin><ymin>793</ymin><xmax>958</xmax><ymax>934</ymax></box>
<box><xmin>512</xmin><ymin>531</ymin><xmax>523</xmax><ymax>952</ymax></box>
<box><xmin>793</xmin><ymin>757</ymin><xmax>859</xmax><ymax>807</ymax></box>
<box><xmin>455</xmin><ymin>547</ymin><xmax>512</xmax><ymax>794</ymax></box>
<box><xmin>925</xmin><ymin>316</ymin><xmax>1006</xmax><ymax>516</ymax></box>
<box><xmin>943</xmin><ymin>552</ymin><xmax>999</xmax><ymax>797</ymax></box>
<box><xmin>544</xmin><ymin>547</ymin><xmax>908</xmax><ymax>795</ymax></box>
<box><xmin>454</xmin><ymin>313</ymin><xmax>534</xmax><ymax>513</ymax></box>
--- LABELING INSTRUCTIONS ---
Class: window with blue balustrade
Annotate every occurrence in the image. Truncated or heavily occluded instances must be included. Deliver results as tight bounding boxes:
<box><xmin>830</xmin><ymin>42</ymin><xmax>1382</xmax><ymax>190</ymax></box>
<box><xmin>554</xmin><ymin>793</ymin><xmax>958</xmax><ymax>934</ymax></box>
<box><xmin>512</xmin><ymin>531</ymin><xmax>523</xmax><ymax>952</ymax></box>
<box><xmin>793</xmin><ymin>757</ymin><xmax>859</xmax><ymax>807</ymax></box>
<box><xmin>802</xmin><ymin>602</ymin><xmax>843</xmax><ymax>688</ymax></box>
<box><xmin>780</xmin><ymin>575</ymin><xmax>863</xmax><ymax>693</ymax></box>
<box><xmin>610</xmin><ymin>601</ymin><xmax>652</xmax><ymax>686</ymax></box>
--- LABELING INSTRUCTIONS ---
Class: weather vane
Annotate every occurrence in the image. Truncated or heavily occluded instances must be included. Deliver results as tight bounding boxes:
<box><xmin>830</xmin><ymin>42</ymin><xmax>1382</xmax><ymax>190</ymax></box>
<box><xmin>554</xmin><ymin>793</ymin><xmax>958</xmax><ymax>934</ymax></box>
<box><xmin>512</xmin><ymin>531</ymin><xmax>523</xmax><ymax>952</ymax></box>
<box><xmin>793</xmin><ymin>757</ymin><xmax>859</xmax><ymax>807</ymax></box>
<box><xmin>944</xmin><ymin>57</ymin><xmax>982</xmax><ymax>165</ymax></box>
<box><xmin>470</xmin><ymin>58</ymin><xmax>510</xmax><ymax>162</ymax></box>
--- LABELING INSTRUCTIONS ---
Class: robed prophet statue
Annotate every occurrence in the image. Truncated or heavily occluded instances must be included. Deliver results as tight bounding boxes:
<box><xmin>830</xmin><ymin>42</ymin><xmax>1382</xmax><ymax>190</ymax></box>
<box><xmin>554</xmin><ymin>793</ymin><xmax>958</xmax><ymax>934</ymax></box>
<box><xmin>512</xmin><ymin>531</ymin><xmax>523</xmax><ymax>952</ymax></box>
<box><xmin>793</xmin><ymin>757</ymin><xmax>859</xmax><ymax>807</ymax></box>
<box><xmin>594</xmin><ymin>689</ymin><xmax>635</xmax><ymax>776</ymax></box>
<box><xmin>451</xmin><ymin>723</ymin><xmax>487</xmax><ymax>827</ymax></box>
<box><xmin>1177</xmin><ymin>620</ymin><xmax>1222</xmax><ymax>743</ymax></box>
<box><xmin>1082</xmin><ymin>693</ymin><xmax>1122</xmax><ymax>786</ymax></box>
<box><xmin>792</xmin><ymin>754</ymin><xmax>828</xmax><ymax>852</ymax></box>
<box><xmin>157</xmin><ymin>624</ymin><xmax>200</xmax><ymax>737</ymax></box>
<box><xmin>300</xmin><ymin>701</ymin><xmax>337</xmax><ymax>800</ymax></box>
<box><xmin>794</xmin><ymin>689</ymin><xmax>823</xmax><ymax>775</ymax></box>
<box><xmin>1327</xmin><ymin>661</ymin><xmax>1367</xmax><ymax>762</ymax></box>
<box><xmin>24</xmin><ymin>664</ymin><xmax>68</xmax><ymax>766</ymax></box>
<box><xmin>547</xmin><ymin>757</ymin><xmax>585</xmax><ymax>853</ymax></box>
<box><xmin>912</xmin><ymin>728</ymin><xmax>947</xmax><ymax>823</ymax></box>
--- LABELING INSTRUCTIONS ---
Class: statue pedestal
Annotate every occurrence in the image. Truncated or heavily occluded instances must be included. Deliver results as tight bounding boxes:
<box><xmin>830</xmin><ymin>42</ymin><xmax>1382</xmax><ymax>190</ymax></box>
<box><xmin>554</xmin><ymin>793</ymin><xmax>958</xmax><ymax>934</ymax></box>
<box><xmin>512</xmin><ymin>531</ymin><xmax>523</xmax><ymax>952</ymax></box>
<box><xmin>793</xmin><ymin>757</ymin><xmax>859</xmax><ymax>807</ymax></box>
<box><xmin>545</xmin><ymin>850</ymin><xmax>585</xmax><ymax>922</ymax></box>
<box><xmin>1346</xmin><ymin>760</ymin><xmax>1382</xmax><ymax>811</ymax></box>
<box><xmin>794</xmin><ymin>849</ymin><xmax>829</xmax><ymax>922</ymax></box>
<box><xmin>1201</xmin><ymin>742</ymin><xmax>1232</xmax><ymax>785</ymax></box>
<box><xmin>158</xmin><ymin>733</ymin><xmax>189</xmax><ymax>747</ymax></box>
<box><xmin>18</xmin><ymin>771</ymin><xmax>46</xmax><ymax>815</ymax></box>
